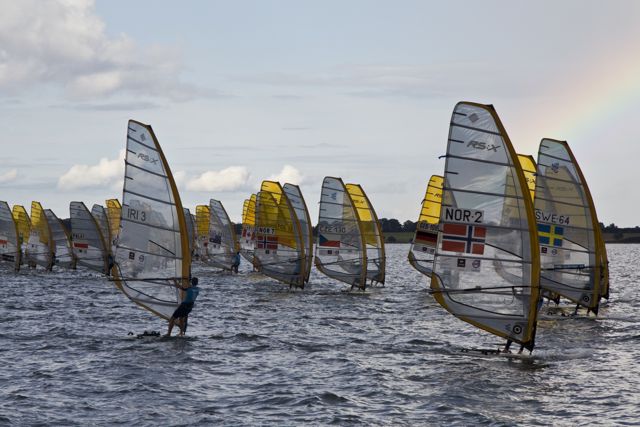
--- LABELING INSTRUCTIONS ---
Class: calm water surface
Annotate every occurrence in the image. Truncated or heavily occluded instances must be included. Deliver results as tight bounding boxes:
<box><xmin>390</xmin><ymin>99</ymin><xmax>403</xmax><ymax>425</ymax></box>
<box><xmin>1</xmin><ymin>244</ymin><xmax>638</xmax><ymax>426</ymax></box>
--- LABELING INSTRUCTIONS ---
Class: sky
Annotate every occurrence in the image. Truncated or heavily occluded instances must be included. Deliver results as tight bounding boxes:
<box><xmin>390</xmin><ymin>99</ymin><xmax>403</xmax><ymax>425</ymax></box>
<box><xmin>1</xmin><ymin>0</ymin><xmax>639</xmax><ymax>226</ymax></box>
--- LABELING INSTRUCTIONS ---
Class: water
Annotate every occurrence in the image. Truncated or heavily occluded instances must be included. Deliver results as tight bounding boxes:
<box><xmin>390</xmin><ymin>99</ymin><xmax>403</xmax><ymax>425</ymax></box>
<box><xmin>1</xmin><ymin>244</ymin><xmax>638</xmax><ymax>426</ymax></box>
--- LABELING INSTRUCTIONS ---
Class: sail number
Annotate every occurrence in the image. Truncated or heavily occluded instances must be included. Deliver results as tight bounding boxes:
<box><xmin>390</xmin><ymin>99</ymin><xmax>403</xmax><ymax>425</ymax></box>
<box><xmin>318</xmin><ymin>224</ymin><xmax>346</xmax><ymax>233</ymax></box>
<box><xmin>127</xmin><ymin>207</ymin><xmax>146</xmax><ymax>222</ymax></box>
<box><xmin>535</xmin><ymin>209</ymin><xmax>570</xmax><ymax>225</ymax></box>
<box><xmin>444</xmin><ymin>207</ymin><xmax>483</xmax><ymax>223</ymax></box>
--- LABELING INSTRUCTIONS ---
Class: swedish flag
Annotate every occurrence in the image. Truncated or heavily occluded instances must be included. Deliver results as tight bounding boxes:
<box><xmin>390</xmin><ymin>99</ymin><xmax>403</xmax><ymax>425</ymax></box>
<box><xmin>537</xmin><ymin>223</ymin><xmax>564</xmax><ymax>247</ymax></box>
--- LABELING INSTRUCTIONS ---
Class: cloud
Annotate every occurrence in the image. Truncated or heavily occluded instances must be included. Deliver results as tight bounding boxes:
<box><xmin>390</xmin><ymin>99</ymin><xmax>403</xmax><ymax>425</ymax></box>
<box><xmin>186</xmin><ymin>166</ymin><xmax>250</xmax><ymax>192</ymax></box>
<box><xmin>235</xmin><ymin>63</ymin><xmax>548</xmax><ymax>99</ymax></box>
<box><xmin>267</xmin><ymin>165</ymin><xmax>304</xmax><ymax>185</ymax></box>
<box><xmin>0</xmin><ymin>168</ymin><xmax>18</xmax><ymax>183</ymax></box>
<box><xmin>57</xmin><ymin>150</ymin><xmax>125</xmax><ymax>190</ymax></box>
<box><xmin>0</xmin><ymin>0</ymin><xmax>219</xmax><ymax>101</ymax></box>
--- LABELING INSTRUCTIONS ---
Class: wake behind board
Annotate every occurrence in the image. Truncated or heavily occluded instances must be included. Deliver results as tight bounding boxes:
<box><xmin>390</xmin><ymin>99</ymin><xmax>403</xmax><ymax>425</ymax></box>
<box><xmin>460</xmin><ymin>347</ymin><xmax>537</xmax><ymax>361</ymax></box>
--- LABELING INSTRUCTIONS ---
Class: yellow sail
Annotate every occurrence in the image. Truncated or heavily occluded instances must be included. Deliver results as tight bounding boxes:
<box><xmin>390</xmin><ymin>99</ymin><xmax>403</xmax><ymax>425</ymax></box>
<box><xmin>105</xmin><ymin>199</ymin><xmax>121</xmax><ymax>248</ymax></box>
<box><xmin>408</xmin><ymin>175</ymin><xmax>443</xmax><ymax>276</ymax></box>
<box><xmin>255</xmin><ymin>181</ymin><xmax>305</xmax><ymax>287</ymax></box>
<box><xmin>240</xmin><ymin>194</ymin><xmax>257</xmax><ymax>264</ymax></box>
<box><xmin>517</xmin><ymin>154</ymin><xmax>537</xmax><ymax>202</ymax></box>
<box><xmin>26</xmin><ymin>201</ymin><xmax>54</xmax><ymax>270</ymax></box>
<box><xmin>12</xmin><ymin>205</ymin><xmax>31</xmax><ymax>263</ymax></box>
<box><xmin>195</xmin><ymin>204</ymin><xmax>211</xmax><ymax>261</ymax></box>
<box><xmin>346</xmin><ymin>183</ymin><xmax>385</xmax><ymax>284</ymax></box>
<box><xmin>111</xmin><ymin>120</ymin><xmax>191</xmax><ymax>320</ymax></box>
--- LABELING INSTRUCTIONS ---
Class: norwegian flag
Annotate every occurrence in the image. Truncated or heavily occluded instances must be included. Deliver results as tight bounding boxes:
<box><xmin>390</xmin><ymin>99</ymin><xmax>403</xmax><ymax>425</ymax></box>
<box><xmin>256</xmin><ymin>234</ymin><xmax>278</xmax><ymax>250</ymax></box>
<box><xmin>441</xmin><ymin>223</ymin><xmax>486</xmax><ymax>255</ymax></box>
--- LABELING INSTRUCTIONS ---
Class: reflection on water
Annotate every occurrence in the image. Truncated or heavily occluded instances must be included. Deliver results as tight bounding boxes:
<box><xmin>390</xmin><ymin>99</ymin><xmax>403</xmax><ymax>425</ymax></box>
<box><xmin>0</xmin><ymin>244</ymin><xmax>638</xmax><ymax>425</ymax></box>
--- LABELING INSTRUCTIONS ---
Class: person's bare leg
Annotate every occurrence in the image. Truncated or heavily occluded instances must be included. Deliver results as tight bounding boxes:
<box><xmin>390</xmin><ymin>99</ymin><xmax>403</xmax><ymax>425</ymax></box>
<box><xmin>166</xmin><ymin>317</ymin><xmax>176</xmax><ymax>337</ymax></box>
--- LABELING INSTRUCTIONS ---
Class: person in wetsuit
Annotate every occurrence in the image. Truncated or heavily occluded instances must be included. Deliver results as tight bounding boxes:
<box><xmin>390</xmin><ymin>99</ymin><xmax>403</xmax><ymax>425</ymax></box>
<box><xmin>166</xmin><ymin>277</ymin><xmax>200</xmax><ymax>337</ymax></box>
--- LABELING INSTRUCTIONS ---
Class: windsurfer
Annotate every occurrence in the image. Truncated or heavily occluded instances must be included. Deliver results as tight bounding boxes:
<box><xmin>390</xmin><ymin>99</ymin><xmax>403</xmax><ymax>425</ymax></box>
<box><xmin>231</xmin><ymin>251</ymin><xmax>241</xmax><ymax>274</ymax></box>
<box><xmin>166</xmin><ymin>277</ymin><xmax>200</xmax><ymax>337</ymax></box>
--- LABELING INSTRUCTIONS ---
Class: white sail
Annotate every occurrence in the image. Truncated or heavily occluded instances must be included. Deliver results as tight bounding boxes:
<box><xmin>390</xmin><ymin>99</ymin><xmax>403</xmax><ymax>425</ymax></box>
<box><xmin>112</xmin><ymin>120</ymin><xmax>191</xmax><ymax>320</ymax></box>
<box><xmin>71</xmin><ymin>201</ymin><xmax>108</xmax><ymax>273</ymax></box>
<box><xmin>91</xmin><ymin>204</ymin><xmax>111</xmax><ymax>254</ymax></box>
<box><xmin>282</xmin><ymin>184</ymin><xmax>314</xmax><ymax>283</ymax></box>
<box><xmin>205</xmin><ymin>199</ymin><xmax>238</xmax><ymax>270</ymax></box>
<box><xmin>0</xmin><ymin>201</ymin><xmax>20</xmax><ymax>271</ymax></box>
<box><xmin>25</xmin><ymin>201</ymin><xmax>54</xmax><ymax>270</ymax></box>
<box><xmin>183</xmin><ymin>208</ymin><xmax>196</xmax><ymax>256</ymax></box>
<box><xmin>534</xmin><ymin>138</ymin><xmax>602</xmax><ymax>312</ymax></box>
<box><xmin>430</xmin><ymin>102</ymin><xmax>540</xmax><ymax>351</ymax></box>
<box><xmin>315</xmin><ymin>177</ymin><xmax>367</xmax><ymax>289</ymax></box>
<box><xmin>44</xmin><ymin>209</ymin><xmax>76</xmax><ymax>269</ymax></box>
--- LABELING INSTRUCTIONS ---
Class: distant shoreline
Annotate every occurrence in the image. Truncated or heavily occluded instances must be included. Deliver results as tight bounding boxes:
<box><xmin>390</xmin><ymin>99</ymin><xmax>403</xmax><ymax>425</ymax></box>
<box><xmin>384</xmin><ymin>231</ymin><xmax>640</xmax><ymax>244</ymax></box>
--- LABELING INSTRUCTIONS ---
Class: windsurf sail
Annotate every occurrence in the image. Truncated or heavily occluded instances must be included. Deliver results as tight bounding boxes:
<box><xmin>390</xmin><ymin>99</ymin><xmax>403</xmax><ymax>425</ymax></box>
<box><xmin>25</xmin><ymin>201</ymin><xmax>54</xmax><ymax>270</ymax></box>
<box><xmin>430</xmin><ymin>102</ymin><xmax>540</xmax><ymax>351</ymax></box>
<box><xmin>596</xmin><ymin>226</ymin><xmax>609</xmax><ymax>300</ymax></box>
<box><xmin>111</xmin><ymin>120</ymin><xmax>191</xmax><ymax>320</ymax></box>
<box><xmin>91</xmin><ymin>204</ymin><xmax>111</xmax><ymax>254</ymax></box>
<box><xmin>0</xmin><ymin>201</ymin><xmax>21</xmax><ymax>270</ymax></box>
<box><xmin>106</xmin><ymin>199</ymin><xmax>121</xmax><ymax>251</ymax></box>
<box><xmin>183</xmin><ymin>208</ymin><xmax>197</xmax><ymax>256</ymax></box>
<box><xmin>409</xmin><ymin>175</ymin><xmax>444</xmax><ymax>277</ymax></box>
<box><xmin>195</xmin><ymin>204</ymin><xmax>210</xmax><ymax>262</ymax></box>
<box><xmin>240</xmin><ymin>194</ymin><xmax>257</xmax><ymax>264</ymax></box>
<box><xmin>254</xmin><ymin>181</ymin><xmax>306</xmax><ymax>287</ymax></box>
<box><xmin>44</xmin><ymin>209</ymin><xmax>76</xmax><ymax>269</ymax></box>
<box><xmin>12</xmin><ymin>205</ymin><xmax>31</xmax><ymax>261</ymax></box>
<box><xmin>11</xmin><ymin>205</ymin><xmax>30</xmax><ymax>267</ymax></box>
<box><xmin>70</xmin><ymin>201</ymin><xmax>109</xmax><ymax>273</ymax></box>
<box><xmin>315</xmin><ymin>177</ymin><xmax>367</xmax><ymax>289</ymax></box>
<box><xmin>346</xmin><ymin>183</ymin><xmax>385</xmax><ymax>285</ymax></box>
<box><xmin>517</xmin><ymin>154</ymin><xmax>537</xmax><ymax>202</ymax></box>
<box><xmin>283</xmin><ymin>184</ymin><xmax>314</xmax><ymax>283</ymax></box>
<box><xmin>205</xmin><ymin>199</ymin><xmax>238</xmax><ymax>270</ymax></box>
<box><xmin>534</xmin><ymin>138</ymin><xmax>602</xmax><ymax>313</ymax></box>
